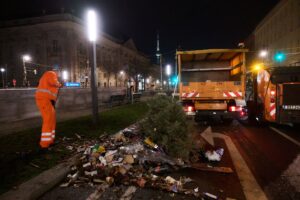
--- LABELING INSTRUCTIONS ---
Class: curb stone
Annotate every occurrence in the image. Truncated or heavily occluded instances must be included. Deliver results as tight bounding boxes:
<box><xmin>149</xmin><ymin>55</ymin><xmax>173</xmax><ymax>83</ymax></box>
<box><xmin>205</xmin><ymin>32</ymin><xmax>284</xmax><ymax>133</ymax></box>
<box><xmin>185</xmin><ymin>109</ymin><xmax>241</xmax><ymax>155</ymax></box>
<box><xmin>0</xmin><ymin>155</ymin><xmax>80</xmax><ymax>200</ymax></box>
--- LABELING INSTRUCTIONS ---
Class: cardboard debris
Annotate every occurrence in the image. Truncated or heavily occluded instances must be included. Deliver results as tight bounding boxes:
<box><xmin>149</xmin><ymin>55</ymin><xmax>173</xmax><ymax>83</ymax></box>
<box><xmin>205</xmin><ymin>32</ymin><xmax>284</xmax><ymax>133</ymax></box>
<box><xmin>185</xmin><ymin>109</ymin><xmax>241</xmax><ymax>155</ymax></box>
<box><xmin>190</xmin><ymin>163</ymin><xmax>233</xmax><ymax>174</ymax></box>
<box><xmin>123</xmin><ymin>155</ymin><xmax>134</xmax><ymax>164</ymax></box>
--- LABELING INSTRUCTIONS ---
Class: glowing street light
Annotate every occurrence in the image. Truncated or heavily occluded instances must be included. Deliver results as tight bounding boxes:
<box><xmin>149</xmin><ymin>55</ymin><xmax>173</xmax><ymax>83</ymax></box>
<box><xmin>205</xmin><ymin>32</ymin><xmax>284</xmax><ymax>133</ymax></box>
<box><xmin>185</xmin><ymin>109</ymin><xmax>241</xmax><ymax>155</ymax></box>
<box><xmin>165</xmin><ymin>64</ymin><xmax>171</xmax><ymax>91</ymax></box>
<box><xmin>259</xmin><ymin>50</ymin><xmax>268</xmax><ymax>58</ymax></box>
<box><xmin>62</xmin><ymin>70</ymin><xmax>69</xmax><ymax>81</ymax></box>
<box><xmin>0</xmin><ymin>68</ymin><xmax>5</xmax><ymax>88</ymax></box>
<box><xmin>86</xmin><ymin>9</ymin><xmax>99</xmax><ymax>124</ymax></box>
<box><xmin>87</xmin><ymin>10</ymin><xmax>98</xmax><ymax>42</ymax></box>
<box><xmin>22</xmin><ymin>54</ymin><xmax>31</xmax><ymax>87</ymax></box>
<box><xmin>119</xmin><ymin>70</ymin><xmax>124</xmax><ymax>75</ymax></box>
<box><xmin>165</xmin><ymin>64</ymin><xmax>171</xmax><ymax>76</ymax></box>
<box><xmin>146</xmin><ymin>78</ymin><xmax>150</xmax><ymax>84</ymax></box>
<box><xmin>156</xmin><ymin>80</ymin><xmax>160</xmax><ymax>84</ymax></box>
<box><xmin>23</xmin><ymin>55</ymin><xmax>31</xmax><ymax>62</ymax></box>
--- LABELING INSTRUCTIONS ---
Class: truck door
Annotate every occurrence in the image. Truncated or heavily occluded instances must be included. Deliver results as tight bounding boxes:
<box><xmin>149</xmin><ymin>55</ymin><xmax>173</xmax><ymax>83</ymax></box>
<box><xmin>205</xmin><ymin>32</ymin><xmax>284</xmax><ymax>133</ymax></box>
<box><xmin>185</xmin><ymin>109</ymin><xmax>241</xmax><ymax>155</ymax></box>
<box><xmin>279</xmin><ymin>83</ymin><xmax>300</xmax><ymax>124</ymax></box>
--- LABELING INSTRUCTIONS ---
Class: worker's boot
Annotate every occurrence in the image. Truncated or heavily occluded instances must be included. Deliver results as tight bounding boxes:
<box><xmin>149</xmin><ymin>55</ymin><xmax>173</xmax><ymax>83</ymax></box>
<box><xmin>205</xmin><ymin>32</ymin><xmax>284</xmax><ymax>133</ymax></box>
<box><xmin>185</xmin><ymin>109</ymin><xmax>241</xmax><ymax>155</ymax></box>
<box><xmin>39</xmin><ymin>140</ymin><xmax>51</xmax><ymax>150</ymax></box>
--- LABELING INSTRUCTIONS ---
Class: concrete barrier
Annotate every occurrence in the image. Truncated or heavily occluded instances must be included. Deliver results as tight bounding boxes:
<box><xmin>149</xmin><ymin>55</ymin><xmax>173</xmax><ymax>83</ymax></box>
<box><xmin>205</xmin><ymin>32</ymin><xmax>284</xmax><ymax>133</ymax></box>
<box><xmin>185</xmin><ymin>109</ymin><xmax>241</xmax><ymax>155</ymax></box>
<box><xmin>0</xmin><ymin>87</ymin><xmax>126</xmax><ymax>123</ymax></box>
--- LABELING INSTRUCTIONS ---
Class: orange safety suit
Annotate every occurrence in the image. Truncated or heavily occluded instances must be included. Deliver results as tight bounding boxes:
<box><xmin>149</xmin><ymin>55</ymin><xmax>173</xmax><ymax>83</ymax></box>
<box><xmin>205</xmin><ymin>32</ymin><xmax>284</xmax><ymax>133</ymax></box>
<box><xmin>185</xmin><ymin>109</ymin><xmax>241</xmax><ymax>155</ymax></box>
<box><xmin>35</xmin><ymin>71</ymin><xmax>61</xmax><ymax>148</ymax></box>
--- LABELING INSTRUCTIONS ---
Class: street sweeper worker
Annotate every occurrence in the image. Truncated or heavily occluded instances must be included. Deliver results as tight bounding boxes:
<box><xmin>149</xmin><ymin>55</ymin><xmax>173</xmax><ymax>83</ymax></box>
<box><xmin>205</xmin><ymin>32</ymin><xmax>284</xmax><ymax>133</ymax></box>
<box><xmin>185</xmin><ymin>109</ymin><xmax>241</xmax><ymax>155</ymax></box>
<box><xmin>35</xmin><ymin>66</ymin><xmax>62</xmax><ymax>149</ymax></box>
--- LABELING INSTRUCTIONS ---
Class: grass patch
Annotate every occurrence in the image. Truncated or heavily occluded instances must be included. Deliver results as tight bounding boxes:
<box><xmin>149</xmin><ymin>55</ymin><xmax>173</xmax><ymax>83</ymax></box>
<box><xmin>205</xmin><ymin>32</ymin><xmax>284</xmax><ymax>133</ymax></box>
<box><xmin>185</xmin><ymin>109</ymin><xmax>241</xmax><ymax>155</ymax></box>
<box><xmin>0</xmin><ymin>102</ymin><xmax>148</xmax><ymax>194</ymax></box>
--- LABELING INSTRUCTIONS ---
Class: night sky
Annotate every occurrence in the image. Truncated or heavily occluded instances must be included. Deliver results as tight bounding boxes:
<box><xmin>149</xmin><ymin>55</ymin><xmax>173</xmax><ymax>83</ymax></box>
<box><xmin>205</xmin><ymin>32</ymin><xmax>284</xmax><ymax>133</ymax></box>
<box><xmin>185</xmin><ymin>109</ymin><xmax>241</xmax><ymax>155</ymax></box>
<box><xmin>0</xmin><ymin>0</ymin><xmax>279</xmax><ymax>63</ymax></box>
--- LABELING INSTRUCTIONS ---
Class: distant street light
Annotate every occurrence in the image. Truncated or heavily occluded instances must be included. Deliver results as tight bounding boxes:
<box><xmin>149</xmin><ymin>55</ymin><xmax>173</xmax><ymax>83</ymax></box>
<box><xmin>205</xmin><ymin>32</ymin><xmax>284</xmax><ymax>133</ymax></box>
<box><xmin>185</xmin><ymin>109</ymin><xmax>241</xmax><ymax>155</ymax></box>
<box><xmin>165</xmin><ymin>64</ymin><xmax>171</xmax><ymax>91</ymax></box>
<box><xmin>62</xmin><ymin>70</ymin><xmax>69</xmax><ymax>81</ymax></box>
<box><xmin>87</xmin><ymin>9</ymin><xmax>99</xmax><ymax>124</ymax></box>
<box><xmin>119</xmin><ymin>70</ymin><xmax>124</xmax><ymax>75</ymax></box>
<box><xmin>259</xmin><ymin>50</ymin><xmax>268</xmax><ymax>58</ymax></box>
<box><xmin>0</xmin><ymin>68</ymin><xmax>5</xmax><ymax>88</ymax></box>
<box><xmin>165</xmin><ymin>64</ymin><xmax>171</xmax><ymax>76</ymax></box>
<box><xmin>22</xmin><ymin>54</ymin><xmax>31</xmax><ymax>87</ymax></box>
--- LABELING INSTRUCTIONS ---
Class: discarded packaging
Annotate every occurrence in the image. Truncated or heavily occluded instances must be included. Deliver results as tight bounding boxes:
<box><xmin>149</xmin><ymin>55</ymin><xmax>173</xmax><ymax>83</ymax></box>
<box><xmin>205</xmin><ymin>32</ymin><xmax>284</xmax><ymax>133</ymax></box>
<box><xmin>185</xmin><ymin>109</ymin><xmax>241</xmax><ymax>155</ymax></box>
<box><xmin>203</xmin><ymin>192</ymin><xmax>218</xmax><ymax>199</ymax></box>
<box><xmin>106</xmin><ymin>177</ymin><xmax>114</xmax><ymax>185</ymax></box>
<box><xmin>119</xmin><ymin>143</ymin><xmax>144</xmax><ymax>154</ymax></box>
<box><xmin>144</xmin><ymin>137</ymin><xmax>158</xmax><ymax>149</ymax></box>
<box><xmin>66</xmin><ymin>146</ymin><xmax>74</xmax><ymax>151</ymax></box>
<box><xmin>205</xmin><ymin>148</ymin><xmax>224</xmax><ymax>162</ymax></box>
<box><xmin>83</xmin><ymin>162</ymin><xmax>91</xmax><ymax>168</ymax></box>
<box><xmin>165</xmin><ymin>176</ymin><xmax>176</xmax><ymax>184</ymax></box>
<box><xmin>123</xmin><ymin>155</ymin><xmax>134</xmax><ymax>164</ymax></box>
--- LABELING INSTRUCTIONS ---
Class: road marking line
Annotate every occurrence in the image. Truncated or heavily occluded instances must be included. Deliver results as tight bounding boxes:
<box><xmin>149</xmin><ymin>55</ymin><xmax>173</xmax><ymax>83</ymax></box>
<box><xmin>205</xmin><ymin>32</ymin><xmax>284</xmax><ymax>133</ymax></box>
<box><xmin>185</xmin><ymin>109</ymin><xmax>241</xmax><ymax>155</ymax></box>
<box><xmin>201</xmin><ymin>127</ymin><xmax>268</xmax><ymax>200</ymax></box>
<box><xmin>270</xmin><ymin>127</ymin><xmax>300</xmax><ymax>148</ymax></box>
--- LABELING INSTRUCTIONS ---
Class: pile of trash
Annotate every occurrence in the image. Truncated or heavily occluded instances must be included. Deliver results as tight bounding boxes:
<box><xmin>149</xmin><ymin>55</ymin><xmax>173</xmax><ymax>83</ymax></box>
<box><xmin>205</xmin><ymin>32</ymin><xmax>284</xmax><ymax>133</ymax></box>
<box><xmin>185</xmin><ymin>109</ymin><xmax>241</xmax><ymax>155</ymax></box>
<box><xmin>61</xmin><ymin>124</ymin><xmax>230</xmax><ymax>198</ymax></box>
<box><xmin>61</xmin><ymin>125</ymin><xmax>198</xmax><ymax>196</ymax></box>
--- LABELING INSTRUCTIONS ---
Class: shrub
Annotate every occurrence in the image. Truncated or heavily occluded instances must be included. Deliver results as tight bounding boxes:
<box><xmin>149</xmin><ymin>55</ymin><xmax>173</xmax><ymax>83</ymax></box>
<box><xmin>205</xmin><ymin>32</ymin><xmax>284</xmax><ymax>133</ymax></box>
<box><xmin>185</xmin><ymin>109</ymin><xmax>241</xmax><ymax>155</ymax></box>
<box><xmin>140</xmin><ymin>96</ymin><xmax>191</xmax><ymax>159</ymax></box>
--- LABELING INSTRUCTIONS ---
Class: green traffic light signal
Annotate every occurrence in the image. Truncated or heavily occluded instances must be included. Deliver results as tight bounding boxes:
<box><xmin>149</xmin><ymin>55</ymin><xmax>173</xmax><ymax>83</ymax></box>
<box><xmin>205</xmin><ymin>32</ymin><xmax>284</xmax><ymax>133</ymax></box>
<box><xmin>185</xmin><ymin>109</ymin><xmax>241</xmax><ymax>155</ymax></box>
<box><xmin>274</xmin><ymin>52</ymin><xmax>286</xmax><ymax>62</ymax></box>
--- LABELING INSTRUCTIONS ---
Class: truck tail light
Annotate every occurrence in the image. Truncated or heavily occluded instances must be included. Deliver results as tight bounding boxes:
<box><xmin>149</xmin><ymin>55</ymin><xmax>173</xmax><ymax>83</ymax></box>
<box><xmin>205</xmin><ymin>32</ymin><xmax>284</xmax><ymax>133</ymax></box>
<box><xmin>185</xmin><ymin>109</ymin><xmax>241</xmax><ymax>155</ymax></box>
<box><xmin>228</xmin><ymin>106</ymin><xmax>242</xmax><ymax>112</ymax></box>
<box><xmin>184</xmin><ymin>105</ymin><xmax>195</xmax><ymax>112</ymax></box>
<box><xmin>229</xmin><ymin>106</ymin><xmax>236</xmax><ymax>112</ymax></box>
<box><xmin>270</xmin><ymin>90</ymin><xmax>276</xmax><ymax>103</ymax></box>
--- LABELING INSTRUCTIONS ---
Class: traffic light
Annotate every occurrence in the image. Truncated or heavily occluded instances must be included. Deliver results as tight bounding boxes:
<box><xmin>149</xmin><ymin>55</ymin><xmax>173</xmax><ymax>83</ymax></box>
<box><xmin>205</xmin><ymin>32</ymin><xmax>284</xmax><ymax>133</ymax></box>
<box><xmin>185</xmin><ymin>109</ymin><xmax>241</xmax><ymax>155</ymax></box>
<box><xmin>274</xmin><ymin>52</ymin><xmax>286</xmax><ymax>63</ymax></box>
<box><xmin>171</xmin><ymin>75</ymin><xmax>178</xmax><ymax>85</ymax></box>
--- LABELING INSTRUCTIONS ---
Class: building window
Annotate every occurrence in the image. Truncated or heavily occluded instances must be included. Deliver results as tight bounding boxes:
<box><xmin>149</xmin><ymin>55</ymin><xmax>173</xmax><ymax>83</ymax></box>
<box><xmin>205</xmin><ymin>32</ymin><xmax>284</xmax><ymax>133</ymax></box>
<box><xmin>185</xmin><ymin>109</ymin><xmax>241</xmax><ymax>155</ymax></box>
<box><xmin>104</xmin><ymin>82</ymin><xmax>107</xmax><ymax>87</ymax></box>
<box><xmin>79</xmin><ymin>43</ymin><xmax>85</xmax><ymax>54</ymax></box>
<box><xmin>52</xmin><ymin>40</ymin><xmax>58</xmax><ymax>52</ymax></box>
<box><xmin>104</xmin><ymin>73</ymin><xmax>107</xmax><ymax>78</ymax></box>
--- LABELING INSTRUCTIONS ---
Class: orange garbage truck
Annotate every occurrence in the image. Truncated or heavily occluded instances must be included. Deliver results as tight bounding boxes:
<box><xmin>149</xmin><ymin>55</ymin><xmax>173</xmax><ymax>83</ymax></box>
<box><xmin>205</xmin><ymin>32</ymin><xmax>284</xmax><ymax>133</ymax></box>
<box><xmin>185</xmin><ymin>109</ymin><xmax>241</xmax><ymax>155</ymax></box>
<box><xmin>252</xmin><ymin>66</ymin><xmax>300</xmax><ymax>125</ymax></box>
<box><xmin>177</xmin><ymin>49</ymin><xmax>248</xmax><ymax>122</ymax></box>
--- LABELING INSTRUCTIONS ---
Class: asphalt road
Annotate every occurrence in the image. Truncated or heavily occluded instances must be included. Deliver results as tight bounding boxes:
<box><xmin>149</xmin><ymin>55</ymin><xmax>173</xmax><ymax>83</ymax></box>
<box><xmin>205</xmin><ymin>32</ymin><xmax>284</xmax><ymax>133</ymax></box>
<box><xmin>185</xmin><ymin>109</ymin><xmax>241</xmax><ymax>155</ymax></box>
<box><xmin>40</xmin><ymin>120</ymin><xmax>300</xmax><ymax>200</ymax></box>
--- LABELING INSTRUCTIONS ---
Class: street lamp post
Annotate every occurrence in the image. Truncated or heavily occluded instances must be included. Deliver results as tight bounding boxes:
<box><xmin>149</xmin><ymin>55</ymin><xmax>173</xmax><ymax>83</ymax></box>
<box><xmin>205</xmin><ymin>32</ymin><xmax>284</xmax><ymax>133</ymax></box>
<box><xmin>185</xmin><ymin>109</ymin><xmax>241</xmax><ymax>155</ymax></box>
<box><xmin>22</xmin><ymin>55</ymin><xmax>31</xmax><ymax>87</ymax></box>
<box><xmin>0</xmin><ymin>68</ymin><xmax>5</xmax><ymax>88</ymax></box>
<box><xmin>87</xmin><ymin>9</ymin><xmax>99</xmax><ymax>124</ymax></box>
<box><xmin>160</xmin><ymin>56</ymin><xmax>163</xmax><ymax>90</ymax></box>
<box><xmin>166</xmin><ymin>64</ymin><xmax>171</xmax><ymax>91</ymax></box>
